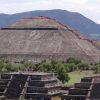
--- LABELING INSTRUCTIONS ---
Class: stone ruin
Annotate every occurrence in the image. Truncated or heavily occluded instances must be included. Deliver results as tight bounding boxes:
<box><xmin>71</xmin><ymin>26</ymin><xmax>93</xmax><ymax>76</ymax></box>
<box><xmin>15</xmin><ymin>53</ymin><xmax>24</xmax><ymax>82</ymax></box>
<box><xmin>0</xmin><ymin>16</ymin><xmax>100</xmax><ymax>63</ymax></box>
<box><xmin>61</xmin><ymin>76</ymin><xmax>100</xmax><ymax>100</ymax></box>
<box><xmin>0</xmin><ymin>72</ymin><xmax>62</xmax><ymax>100</ymax></box>
<box><xmin>0</xmin><ymin>72</ymin><xmax>100</xmax><ymax>100</ymax></box>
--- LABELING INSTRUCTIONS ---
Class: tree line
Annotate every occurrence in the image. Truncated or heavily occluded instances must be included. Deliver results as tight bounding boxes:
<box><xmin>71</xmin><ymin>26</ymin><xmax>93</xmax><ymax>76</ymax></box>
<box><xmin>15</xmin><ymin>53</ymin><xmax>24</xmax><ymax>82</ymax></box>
<box><xmin>0</xmin><ymin>58</ymin><xmax>100</xmax><ymax>83</ymax></box>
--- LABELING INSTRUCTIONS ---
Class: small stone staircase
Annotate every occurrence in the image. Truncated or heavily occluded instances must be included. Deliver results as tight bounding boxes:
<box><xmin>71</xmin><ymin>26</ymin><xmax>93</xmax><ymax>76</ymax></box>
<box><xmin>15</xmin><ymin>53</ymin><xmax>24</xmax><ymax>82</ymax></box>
<box><xmin>0</xmin><ymin>73</ymin><xmax>12</xmax><ymax>97</ymax></box>
<box><xmin>5</xmin><ymin>74</ymin><xmax>28</xmax><ymax>99</ymax></box>
<box><xmin>90</xmin><ymin>83</ymin><xmax>100</xmax><ymax>99</ymax></box>
<box><xmin>62</xmin><ymin>77</ymin><xmax>93</xmax><ymax>100</ymax></box>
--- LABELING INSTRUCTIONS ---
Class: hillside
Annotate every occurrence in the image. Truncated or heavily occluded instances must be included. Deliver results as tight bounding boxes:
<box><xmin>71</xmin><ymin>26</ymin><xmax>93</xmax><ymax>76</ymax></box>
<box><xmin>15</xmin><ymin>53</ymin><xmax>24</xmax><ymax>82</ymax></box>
<box><xmin>0</xmin><ymin>17</ymin><xmax>100</xmax><ymax>63</ymax></box>
<box><xmin>0</xmin><ymin>9</ymin><xmax>100</xmax><ymax>40</ymax></box>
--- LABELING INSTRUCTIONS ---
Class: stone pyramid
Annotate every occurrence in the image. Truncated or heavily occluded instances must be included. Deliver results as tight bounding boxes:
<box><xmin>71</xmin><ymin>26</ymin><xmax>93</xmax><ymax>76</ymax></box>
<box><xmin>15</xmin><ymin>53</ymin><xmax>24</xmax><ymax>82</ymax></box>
<box><xmin>0</xmin><ymin>16</ymin><xmax>100</xmax><ymax>63</ymax></box>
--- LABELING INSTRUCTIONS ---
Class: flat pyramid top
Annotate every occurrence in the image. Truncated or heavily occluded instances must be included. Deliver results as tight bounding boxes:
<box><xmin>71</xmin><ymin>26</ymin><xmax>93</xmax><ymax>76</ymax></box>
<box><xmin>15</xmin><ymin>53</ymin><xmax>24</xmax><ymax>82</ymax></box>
<box><xmin>9</xmin><ymin>16</ymin><xmax>67</xmax><ymax>29</ymax></box>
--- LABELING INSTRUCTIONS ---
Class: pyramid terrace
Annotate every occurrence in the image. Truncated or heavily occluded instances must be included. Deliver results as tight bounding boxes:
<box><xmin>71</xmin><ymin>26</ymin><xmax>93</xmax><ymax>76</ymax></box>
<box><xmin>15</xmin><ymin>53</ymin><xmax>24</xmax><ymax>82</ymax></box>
<box><xmin>61</xmin><ymin>76</ymin><xmax>100</xmax><ymax>100</ymax></box>
<box><xmin>0</xmin><ymin>72</ymin><xmax>62</xmax><ymax>100</ymax></box>
<box><xmin>0</xmin><ymin>72</ymin><xmax>100</xmax><ymax>100</ymax></box>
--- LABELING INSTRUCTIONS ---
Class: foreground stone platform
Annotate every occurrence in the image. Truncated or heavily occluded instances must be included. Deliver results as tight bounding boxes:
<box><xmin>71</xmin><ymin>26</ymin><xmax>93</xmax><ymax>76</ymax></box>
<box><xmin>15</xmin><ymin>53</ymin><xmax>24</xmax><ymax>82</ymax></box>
<box><xmin>0</xmin><ymin>72</ymin><xmax>62</xmax><ymax>100</ymax></box>
<box><xmin>61</xmin><ymin>76</ymin><xmax>100</xmax><ymax>100</ymax></box>
<box><xmin>1</xmin><ymin>71</ymin><xmax>100</xmax><ymax>100</ymax></box>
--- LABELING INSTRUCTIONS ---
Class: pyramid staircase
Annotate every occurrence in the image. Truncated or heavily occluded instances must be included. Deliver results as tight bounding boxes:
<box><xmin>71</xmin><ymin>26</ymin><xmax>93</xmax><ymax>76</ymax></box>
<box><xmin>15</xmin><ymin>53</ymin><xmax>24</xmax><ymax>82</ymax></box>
<box><xmin>0</xmin><ymin>73</ymin><xmax>12</xmax><ymax>97</ymax></box>
<box><xmin>89</xmin><ymin>76</ymin><xmax>100</xmax><ymax>100</ymax></box>
<box><xmin>5</xmin><ymin>74</ymin><xmax>28</xmax><ymax>99</ymax></box>
<box><xmin>0</xmin><ymin>73</ymin><xmax>28</xmax><ymax>99</ymax></box>
<box><xmin>90</xmin><ymin>83</ymin><xmax>100</xmax><ymax>99</ymax></box>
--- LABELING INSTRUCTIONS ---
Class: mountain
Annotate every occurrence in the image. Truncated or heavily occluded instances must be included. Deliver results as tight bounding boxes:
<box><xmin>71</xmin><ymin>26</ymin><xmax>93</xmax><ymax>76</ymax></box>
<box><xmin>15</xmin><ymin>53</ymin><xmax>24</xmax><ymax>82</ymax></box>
<box><xmin>0</xmin><ymin>16</ymin><xmax>100</xmax><ymax>63</ymax></box>
<box><xmin>0</xmin><ymin>9</ymin><xmax>100</xmax><ymax>39</ymax></box>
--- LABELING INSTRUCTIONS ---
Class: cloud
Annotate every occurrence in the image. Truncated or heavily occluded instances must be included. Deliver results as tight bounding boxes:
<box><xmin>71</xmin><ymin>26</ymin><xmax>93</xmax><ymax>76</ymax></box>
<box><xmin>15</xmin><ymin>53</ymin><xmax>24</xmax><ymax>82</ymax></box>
<box><xmin>0</xmin><ymin>0</ymin><xmax>100</xmax><ymax>23</ymax></box>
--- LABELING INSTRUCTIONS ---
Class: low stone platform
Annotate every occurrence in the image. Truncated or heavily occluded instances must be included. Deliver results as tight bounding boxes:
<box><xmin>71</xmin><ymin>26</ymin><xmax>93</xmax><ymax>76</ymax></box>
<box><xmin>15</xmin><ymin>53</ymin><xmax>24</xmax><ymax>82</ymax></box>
<box><xmin>0</xmin><ymin>72</ymin><xmax>62</xmax><ymax>100</ymax></box>
<box><xmin>61</xmin><ymin>76</ymin><xmax>100</xmax><ymax>100</ymax></box>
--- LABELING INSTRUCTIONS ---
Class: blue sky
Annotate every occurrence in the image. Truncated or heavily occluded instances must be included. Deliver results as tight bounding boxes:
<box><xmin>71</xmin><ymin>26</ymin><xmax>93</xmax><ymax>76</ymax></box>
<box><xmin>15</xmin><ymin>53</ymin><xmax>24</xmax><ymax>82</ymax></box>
<box><xmin>0</xmin><ymin>0</ymin><xmax>100</xmax><ymax>24</ymax></box>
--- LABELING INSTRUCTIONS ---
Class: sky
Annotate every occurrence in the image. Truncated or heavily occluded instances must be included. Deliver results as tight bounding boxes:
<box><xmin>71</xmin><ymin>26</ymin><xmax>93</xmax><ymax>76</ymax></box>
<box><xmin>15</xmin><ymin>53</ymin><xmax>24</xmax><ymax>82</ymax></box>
<box><xmin>0</xmin><ymin>0</ymin><xmax>100</xmax><ymax>24</ymax></box>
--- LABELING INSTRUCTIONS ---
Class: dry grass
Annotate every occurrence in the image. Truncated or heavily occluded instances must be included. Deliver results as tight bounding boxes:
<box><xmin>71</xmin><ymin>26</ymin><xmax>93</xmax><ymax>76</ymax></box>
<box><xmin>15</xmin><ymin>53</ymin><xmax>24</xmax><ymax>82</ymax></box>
<box><xmin>65</xmin><ymin>70</ymin><xmax>98</xmax><ymax>87</ymax></box>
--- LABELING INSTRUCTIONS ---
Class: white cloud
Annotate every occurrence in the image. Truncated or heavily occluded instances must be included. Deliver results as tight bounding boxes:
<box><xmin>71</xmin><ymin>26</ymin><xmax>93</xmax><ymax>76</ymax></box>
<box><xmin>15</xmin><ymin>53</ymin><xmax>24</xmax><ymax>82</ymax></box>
<box><xmin>0</xmin><ymin>0</ymin><xmax>100</xmax><ymax>23</ymax></box>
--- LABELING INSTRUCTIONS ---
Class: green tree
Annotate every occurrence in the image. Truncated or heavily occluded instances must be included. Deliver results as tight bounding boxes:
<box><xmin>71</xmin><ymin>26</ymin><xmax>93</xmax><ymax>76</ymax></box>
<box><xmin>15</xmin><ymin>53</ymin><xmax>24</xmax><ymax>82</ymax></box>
<box><xmin>38</xmin><ymin>60</ymin><xmax>52</xmax><ymax>72</ymax></box>
<box><xmin>56</xmin><ymin>64</ymin><xmax>70</xmax><ymax>83</ymax></box>
<box><xmin>23</xmin><ymin>60</ymin><xmax>33</xmax><ymax>68</ymax></box>
<box><xmin>4</xmin><ymin>62</ymin><xmax>13</xmax><ymax>72</ymax></box>
<box><xmin>67</xmin><ymin>57</ymin><xmax>81</xmax><ymax>65</ymax></box>
<box><xmin>18</xmin><ymin>64</ymin><xmax>26</xmax><ymax>71</ymax></box>
<box><xmin>94</xmin><ymin>64</ymin><xmax>100</xmax><ymax>74</ymax></box>
<box><xmin>78</xmin><ymin>63</ymin><xmax>90</xmax><ymax>71</ymax></box>
<box><xmin>64</xmin><ymin>63</ymin><xmax>76</xmax><ymax>72</ymax></box>
<box><xmin>0</xmin><ymin>60</ymin><xmax>5</xmax><ymax>72</ymax></box>
<box><xmin>51</xmin><ymin>60</ymin><xmax>60</xmax><ymax>71</ymax></box>
<box><xmin>37</xmin><ymin>59</ymin><xmax>70</xmax><ymax>83</ymax></box>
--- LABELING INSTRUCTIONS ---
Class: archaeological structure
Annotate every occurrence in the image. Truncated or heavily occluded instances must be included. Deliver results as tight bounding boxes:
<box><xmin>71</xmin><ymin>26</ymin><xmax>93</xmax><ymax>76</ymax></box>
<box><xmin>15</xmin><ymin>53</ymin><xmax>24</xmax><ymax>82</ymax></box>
<box><xmin>61</xmin><ymin>76</ymin><xmax>100</xmax><ymax>100</ymax></box>
<box><xmin>0</xmin><ymin>16</ymin><xmax>100</xmax><ymax>63</ymax></box>
<box><xmin>0</xmin><ymin>72</ymin><xmax>62</xmax><ymax>100</ymax></box>
<box><xmin>1</xmin><ymin>72</ymin><xmax>100</xmax><ymax>100</ymax></box>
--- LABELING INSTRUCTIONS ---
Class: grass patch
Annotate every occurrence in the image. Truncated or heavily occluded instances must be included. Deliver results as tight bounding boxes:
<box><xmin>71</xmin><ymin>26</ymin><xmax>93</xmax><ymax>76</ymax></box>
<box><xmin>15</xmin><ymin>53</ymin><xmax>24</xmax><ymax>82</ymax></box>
<box><xmin>53</xmin><ymin>96</ymin><xmax>61</xmax><ymax>100</ymax></box>
<box><xmin>65</xmin><ymin>70</ymin><xmax>97</xmax><ymax>87</ymax></box>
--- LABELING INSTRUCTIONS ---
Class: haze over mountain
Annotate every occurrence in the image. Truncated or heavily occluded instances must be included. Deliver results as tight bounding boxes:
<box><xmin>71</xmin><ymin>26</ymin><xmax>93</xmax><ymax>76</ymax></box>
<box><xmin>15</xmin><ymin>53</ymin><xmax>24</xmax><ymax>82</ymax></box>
<box><xmin>0</xmin><ymin>9</ymin><xmax>100</xmax><ymax>40</ymax></box>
